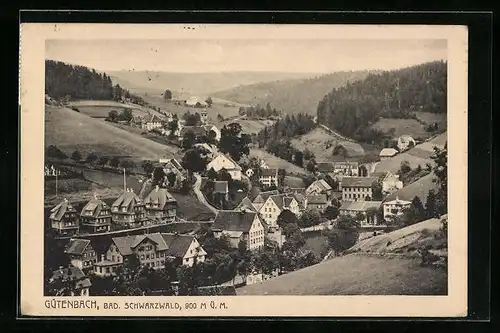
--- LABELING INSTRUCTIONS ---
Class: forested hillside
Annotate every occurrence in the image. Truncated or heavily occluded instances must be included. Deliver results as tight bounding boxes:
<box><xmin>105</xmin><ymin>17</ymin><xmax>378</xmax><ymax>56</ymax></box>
<box><xmin>317</xmin><ymin>61</ymin><xmax>447</xmax><ymax>143</ymax></box>
<box><xmin>45</xmin><ymin>60</ymin><xmax>114</xmax><ymax>100</ymax></box>
<box><xmin>213</xmin><ymin>70</ymin><xmax>375</xmax><ymax>115</ymax></box>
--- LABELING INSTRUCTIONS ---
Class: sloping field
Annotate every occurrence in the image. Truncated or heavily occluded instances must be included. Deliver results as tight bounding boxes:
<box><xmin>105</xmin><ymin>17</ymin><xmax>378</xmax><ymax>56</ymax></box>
<box><xmin>237</xmin><ymin>253</ymin><xmax>447</xmax><ymax>295</ymax></box>
<box><xmin>348</xmin><ymin>216</ymin><xmax>445</xmax><ymax>253</ymax></box>
<box><xmin>384</xmin><ymin>173</ymin><xmax>439</xmax><ymax>205</ymax></box>
<box><xmin>290</xmin><ymin>127</ymin><xmax>341</xmax><ymax>161</ymax></box>
<box><xmin>45</xmin><ymin>106</ymin><xmax>177</xmax><ymax>159</ymax></box>
<box><xmin>250</xmin><ymin>148</ymin><xmax>307</xmax><ymax>175</ymax></box>
<box><xmin>414</xmin><ymin>111</ymin><xmax>447</xmax><ymax>127</ymax></box>
<box><xmin>220</xmin><ymin>119</ymin><xmax>275</xmax><ymax>135</ymax></box>
<box><xmin>170</xmin><ymin>193</ymin><xmax>216</xmax><ymax>221</ymax></box>
<box><xmin>371</xmin><ymin>118</ymin><xmax>429</xmax><ymax>139</ymax></box>
<box><xmin>284</xmin><ymin>175</ymin><xmax>306</xmax><ymax>188</ymax></box>
<box><xmin>69</xmin><ymin>100</ymin><xmax>166</xmax><ymax>119</ymax></box>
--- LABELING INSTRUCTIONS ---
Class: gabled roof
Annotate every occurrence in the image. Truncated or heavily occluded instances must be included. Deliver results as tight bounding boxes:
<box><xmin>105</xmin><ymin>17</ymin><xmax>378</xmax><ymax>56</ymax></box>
<box><xmin>398</xmin><ymin>135</ymin><xmax>415</xmax><ymax>142</ymax></box>
<box><xmin>339</xmin><ymin>201</ymin><xmax>382</xmax><ymax>212</ymax></box>
<box><xmin>341</xmin><ymin>177</ymin><xmax>378</xmax><ymax>188</ymax></box>
<box><xmin>162</xmin><ymin>233</ymin><xmax>206</xmax><ymax>257</ymax></box>
<box><xmin>111</xmin><ymin>235</ymin><xmax>136</xmax><ymax>256</ymax></box>
<box><xmin>383</xmin><ymin>197</ymin><xmax>411</xmax><ymax>206</ymax></box>
<box><xmin>212</xmin><ymin>210</ymin><xmax>258</xmax><ymax>233</ymax></box>
<box><xmin>144</xmin><ymin>114</ymin><xmax>162</xmax><ymax>123</ymax></box>
<box><xmin>253</xmin><ymin>190</ymin><xmax>279</xmax><ymax>203</ymax></box>
<box><xmin>379</xmin><ymin>148</ymin><xmax>398</xmax><ymax>157</ymax></box>
<box><xmin>51</xmin><ymin>266</ymin><xmax>91</xmax><ymax>290</ymax></box>
<box><xmin>382</xmin><ymin>171</ymin><xmax>400</xmax><ymax>182</ymax></box>
<box><xmin>269</xmin><ymin>194</ymin><xmax>297</xmax><ymax>211</ymax></box>
<box><xmin>306</xmin><ymin>194</ymin><xmax>329</xmax><ymax>205</ymax></box>
<box><xmin>64</xmin><ymin>238</ymin><xmax>91</xmax><ymax>255</ymax></box>
<box><xmin>333</xmin><ymin>161</ymin><xmax>359</xmax><ymax>168</ymax></box>
<box><xmin>49</xmin><ymin>199</ymin><xmax>76</xmax><ymax>221</ymax></box>
<box><xmin>290</xmin><ymin>192</ymin><xmax>307</xmax><ymax>208</ymax></box>
<box><xmin>236</xmin><ymin>197</ymin><xmax>257</xmax><ymax>212</ymax></box>
<box><xmin>80</xmin><ymin>198</ymin><xmax>110</xmax><ymax>218</ymax></box>
<box><xmin>214</xmin><ymin>181</ymin><xmax>229</xmax><ymax>194</ymax></box>
<box><xmin>111</xmin><ymin>190</ymin><xmax>144</xmax><ymax>213</ymax></box>
<box><xmin>260</xmin><ymin>168</ymin><xmax>278</xmax><ymax>177</ymax></box>
<box><xmin>143</xmin><ymin>187</ymin><xmax>177</xmax><ymax>210</ymax></box>
<box><xmin>316</xmin><ymin>162</ymin><xmax>335</xmax><ymax>173</ymax></box>
<box><xmin>308</xmin><ymin>179</ymin><xmax>332</xmax><ymax>192</ymax></box>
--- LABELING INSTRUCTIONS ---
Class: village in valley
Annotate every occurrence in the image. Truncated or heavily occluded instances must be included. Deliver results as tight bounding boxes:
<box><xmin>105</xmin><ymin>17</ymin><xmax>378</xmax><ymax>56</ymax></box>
<box><xmin>43</xmin><ymin>40</ymin><xmax>448</xmax><ymax>297</ymax></box>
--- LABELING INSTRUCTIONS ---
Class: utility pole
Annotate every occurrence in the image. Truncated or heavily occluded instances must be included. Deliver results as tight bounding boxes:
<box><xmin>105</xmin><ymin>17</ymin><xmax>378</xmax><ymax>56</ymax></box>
<box><xmin>123</xmin><ymin>168</ymin><xmax>126</xmax><ymax>193</ymax></box>
<box><xmin>55</xmin><ymin>167</ymin><xmax>58</xmax><ymax>198</ymax></box>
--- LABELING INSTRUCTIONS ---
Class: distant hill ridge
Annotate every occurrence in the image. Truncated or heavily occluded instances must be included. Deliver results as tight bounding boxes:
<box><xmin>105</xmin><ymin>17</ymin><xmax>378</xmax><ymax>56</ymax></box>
<box><xmin>213</xmin><ymin>70</ymin><xmax>377</xmax><ymax>115</ymax></box>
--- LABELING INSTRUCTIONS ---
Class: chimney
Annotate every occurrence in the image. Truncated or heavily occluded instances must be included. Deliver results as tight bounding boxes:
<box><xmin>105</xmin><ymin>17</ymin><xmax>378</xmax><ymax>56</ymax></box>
<box><xmin>101</xmin><ymin>254</ymin><xmax>105</xmax><ymax>261</ymax></box>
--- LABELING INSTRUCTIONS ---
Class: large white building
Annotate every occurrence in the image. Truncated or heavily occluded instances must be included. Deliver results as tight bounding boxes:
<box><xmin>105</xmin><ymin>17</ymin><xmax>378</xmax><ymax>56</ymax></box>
<box><xmin>206</xmin><ymin>154</ymin><xmax>242</xmax><ymax>180</ymax></box>
<box><xmin>258</xmin><ymin>194</ymin><xmax>300</xmax><ymax>229</ymax></box>
<box><xmin>383</xmin><ymin>197</ymin><xmax>411</xmax><ymax>221</ymax></box>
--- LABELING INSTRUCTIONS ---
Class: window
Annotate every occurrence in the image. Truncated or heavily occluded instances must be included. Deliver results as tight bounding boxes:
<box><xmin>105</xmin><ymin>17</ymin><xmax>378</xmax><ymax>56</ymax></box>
<box><xmin>146</xmin><ymin>254</ymin><xmax>150</xmax><ymax>260</ymax></box>
<box><xmin>111</xmin><ymin>255</ymin><xmax>115</xmax><ymax>262</ymax></box>
<box><xmin>106</xmin><ymin>267</ymin><xmax>110</xmax><ymax>273</ymax></box>
<box><xmin>156</xmin><ymin>253</ymin><xmax>159</xmax><ymax>259</ymax></box>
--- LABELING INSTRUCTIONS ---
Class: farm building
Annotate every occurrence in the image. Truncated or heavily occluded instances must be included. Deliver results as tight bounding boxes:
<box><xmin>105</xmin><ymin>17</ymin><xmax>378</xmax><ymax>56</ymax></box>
<box><xmin>339</xmin><ymin>200</ymin><xmax>383</xmax><ymax>227</ymax></box>
<box><xmin>379</xmin><ymin>148</ymin><xmax>399</xmax><ymax>160</ymax></box>
<box><xmin>397</xmin><ymin>135</ymin><xmax>416</xmax><ymax>151</ymax></box>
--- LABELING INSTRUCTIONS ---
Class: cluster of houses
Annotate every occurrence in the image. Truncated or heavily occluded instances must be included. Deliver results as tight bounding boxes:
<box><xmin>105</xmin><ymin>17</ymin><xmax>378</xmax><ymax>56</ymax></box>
<box><xmin>379</xmin><ymin>135</ymin><xmax>417</xmax><ymax>160</ymax></box>
<box><xmin>49</xmin><ymin>186</ymin><xmax>178</xmax><ymax>236</ymax></box>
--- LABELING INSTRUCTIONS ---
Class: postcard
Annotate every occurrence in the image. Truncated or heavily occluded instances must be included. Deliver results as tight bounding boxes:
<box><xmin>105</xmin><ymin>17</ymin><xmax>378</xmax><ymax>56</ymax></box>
<box><xmin>19</xmin><ymin>22</ymin><xmax>468</xmax><ymax>317</ymax></box>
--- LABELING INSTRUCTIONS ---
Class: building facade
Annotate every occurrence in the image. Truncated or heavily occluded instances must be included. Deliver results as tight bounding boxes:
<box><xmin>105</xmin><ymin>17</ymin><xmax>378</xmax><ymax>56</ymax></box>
<box><xmin>383</xmin><ymin>197</ymin><xmax>412</xmax><ymax>221</ymax></box>
<box><xmin>259</xmin><ymin>168</ymin><xmax>278</xmax><ymax>187</ymax></box>
<box><xmin>258</xmin><ymin>194</ymin><xmax>300</xmax><ymax>229</ymax></box>
<box><xmin>211</xmin><ymin>211</ymin><xmax>265</xmax><ymax>251</ymax></box>
<box><xmin>64</xmin><ymin>238</ymin><xmax>97</xmax><ymax>271</ymax></box>
<box><xmin>206</xmin><ymin>154</ymin><xmax>242</xmax><ymax>180</ymax></box>
<box><xmin>339</xmin><ymin>201</ymin><xmax>383</xmax><ymax>227</ymax></box>
<box><xmin>341</xmin><ymin>177</ymin><xmax>378</xmax><ymax>201</ymax></box>
<box><xmin>79</xmin><ymin>197</ymin><xmax>112</xmax><ymax>233</ymax></box>
<box><xmin>143</xmin><ymin>186</ymin><xmax>178</xmax><ymax>222</ymax></box>
<box><xmin>49</xmin><ymin>199</ymin><xmax>79</xmax><ymax>236</ymax></box>
<box><xmin>111</xmin><ymin>189</ymin><xmax>147</xmax><ymax>228</ymax></box>
<box><xmin>397</xmin><ymin>135</ymin><xmax>416</xmax><ymax>152</ymax></box>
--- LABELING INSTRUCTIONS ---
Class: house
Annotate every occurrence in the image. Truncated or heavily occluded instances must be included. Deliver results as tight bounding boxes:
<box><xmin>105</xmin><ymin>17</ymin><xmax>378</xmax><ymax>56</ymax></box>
<box><xmin>333</xmin><ymin>161</ymin><xmax>359</xmax><ymax>176</ymax></box>
<box><xmin>245</xmin><ymin>168</ymin><xmax>255</xmax><ymax>178</ymax></box>
<box><xmin>383</xmin><ymin>197</ymin><xmax>412</xmax><ymax>221</ymax></box>
<box><xmin>340</xmin><ymin>177</ymin><xmax>378</xmax><ymax>201</ymax></box>
<box><xmin>141</xmin><ymin>114</ymin><xmax>163</xmax><ymax>131</ymax></box>
<box><xmin>339</xmin><ymin>201</ymin><xmax>383</xmax><ymax>227</ymax></box>
<box><xmin>379</xmin><ymin>148</ymin><xmax>399</xmax><ymax>160</ymax></box>
<box><xmin>380</xmin><ymin>171</ymin><xmax>404</xmax><ymax>194</ymax></box>
<box><xmin>203</xmin><ymin>124</ymin><xmax>221</xmax><ymax>141</ymax></box>
<box><xmin>252</xmin><ymin>190</ymin><xmax>279</xmax><ymax>211</ymax></box>
<box><xmin>49</xmin><ymin>198</ymin><xmax>79</xmax><ymax>236</ymax></box>
<box><xmin>143</xmin><ymin>186</ymin><xmax>178</xmax><ymax>221</ymax></box>
<box><xmin>79</xmin><ymin>196</ymin><xmax>112</xmax><ymax>233</ymax></box>
<box><xmin>49</xmin><ymin>266</ymin><xmax>92</xmax><ymax>296</ymax></box>
<box><xmin>305</xmin><ymin>194</ymin><xmax>329</xmax><ymax>212</ymax></box>
<box><xmin>128</xmin><ymin>115</ymin><xmax>143</xmax><ymax>128</ymax></box>
<box><xmin>305</xmin><ymin>179</ymin><xmax>332</xmax><ymax>196</ymax></box>
<box><xmin>259</xmin><ymin>168</ymin><xmax>278</xmax><ymax>187</ymax></box>
<box><xmin>290</xmin><ymin>192</ymin><xmax>308</xmax><ymax>213</ymax></box>
<box><xmin>162</xmin><ymin>158</ymin><xmax>186</xmax><ymax>186</ymax></box>
<box><xmin>397</xmin><ymin>135</ymin><xmax>416</xmax><ymax>151</ymax></box>
<box><xmin>206</xmin><ymin>154</ymin><xmax>242</xmax><ymax>180</ymax></box>
<box><xmin>258</xmin><ymin>194</ymin><xmax>301</xmax><ymax>229</ymax></box>
<box><xmin>236</xmin><ymin>197</ymin><xmax>258</xmax><ymax>212</ymax></box>
<box><xmin>94</xmin><ymin>233</ymin><xmax>207</xmax><ymax>276</ymax></box>
<box><xmin>214</xmin><ymin>180</ymin><xmax>230</xmax><ymax>202</ymax></box>
<box><xmin>111</xmin><ymin>189</ymin><xmax>147</xmax><ymax>228</ymax></box>
<box><xmin>64</xmin><ymin>238</ymin><xmax>97</xmax><ymax>271</ymax></box>
<box><xmin>193</xmin><ymin>143</ymin><xmax>218</xmax><ymax>159</ymax></box>
<box><xmin>211</xmin><ymin>210</ymin><xmax>265</xmax><ymax>251</ymax></box>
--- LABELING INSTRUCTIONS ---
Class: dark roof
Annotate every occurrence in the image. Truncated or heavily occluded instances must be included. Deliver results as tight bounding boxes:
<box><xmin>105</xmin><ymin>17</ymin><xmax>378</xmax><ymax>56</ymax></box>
<box><xmin>80</xmin><ymin>198</ymin><xmax>110</xmax><ymax>218</ymax></box>
<box><xmin>306</xmin><ymin>194</ymin><xmax>328</xmax><ymax>205</ymax></box>
<box><xmin>144</xmin><ymin>114</ymin><xmax>162</xmax><ymax>123</ymax></box>
<box><xmin>316</xmin><ymin>162</ymin><xmax>335</xmax><ymax>173</ymax></box>
<box><xmin>49</xmin><ymin>199</ymin><xmax>76</xmax><ymax>221</ymax></box>
<box><xmin>253</xmin><ymin>190</ymin><xmax>279</xmax><ymax>203</ymax></box>
<box><xmin>212</xmin><ymin>210</ymin><xmax>257</xmax><ymax>232</ymax></box>
<box><xmin>341</xmin><ymin>177</ymin><xmax>378</xmax><ymax>188</ymax></box>
<box><xmin>269</xmin><ymin>194</ymin><xmax>297</xmax><ymax>211</ymax></box>
<box><xmin>111</xmin><ymin>235</ymin><xmax>136</xmax><ymax>256</ymax></box>
<box><xmin>144</xmin><ymin>187</ymin><xmax>177</xmax><ymax>210</ymax></box>
<box><xmin>260</xmin><ymin>168</ymin><xmax>278</xmax><ymax>177</ymax></box>
<box><xmin>339</xmin><ymin>201</ymin><xmax>382</xmax><ymax>212</ymax></box>
<box><xmin>214</xmin><ymin>181</ymin><xmax>229</xmax><ymax>194</ymax></box>
<box><xmin>112</xmin><ymin>190</ymin><xmax>144</xmax><ymax>213</ymax></box>
<box><xmin>50</xmin><ymin>266</ymin><xmax>91</xmax><ymax>289</ymax></box>
<box><xmin>161</xmin><ymin>233</ymin><xmax>203</xmax><ymax>258</ymax></box>
<box><xmin>64</xmin><ymin>238</ymin><xmax>91</xmax><ymax>255</ymax></box>
<box><xmin>197</xmin><ymin>285</ymin><xmax>237</xmax><ymax>296</ymax></box>
<box><xmin>236</xmin><ymin>197</ymin><xmax>258</xmax><ymax>212</ymax></box>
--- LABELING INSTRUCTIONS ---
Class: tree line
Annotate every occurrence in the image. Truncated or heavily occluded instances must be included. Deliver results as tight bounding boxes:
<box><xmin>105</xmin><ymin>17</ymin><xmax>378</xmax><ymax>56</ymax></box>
<box><xmin>317</xmin><ymin>61</ymin><xmax>447</xmax><ymax>143</ymax></box>
<box><xmin>238</xmin><ymin>103</ymin><xmax>281</xmax><ymax>119</ymax></box>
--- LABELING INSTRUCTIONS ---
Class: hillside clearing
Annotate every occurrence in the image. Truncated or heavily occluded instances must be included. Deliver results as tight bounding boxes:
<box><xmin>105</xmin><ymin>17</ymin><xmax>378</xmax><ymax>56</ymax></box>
<box><xmin>218</xmin><ymin>119</ymin><xmax>276</xmax><ymax>135</ymax></box>
<box><xmin>371</xmin><ymin>118</ymin><xmax>429</xmax><ymax>139</ymax></box>
<box><xmin>237</xmin><ymin>253</ymin><xmax>447</xmax><ymax>295</ymax></box>
<box><xmin>414</xmin><ymin>111</ymin><xmax>447</xmax><ymax>128</ymax></box>
<box><xmin>249</xmin><ymin>149</ymin><xmax>308</xmax><ymax>175</ymax></box>
<box><xmin>45</xmin><ymin>106</ymin><xmax>177</xmax><ymax>159</ymax></box>
<box><xmin>383</xmin><ymin>173</ymin><xmax>438</xmax><ymax>205</ymax></box>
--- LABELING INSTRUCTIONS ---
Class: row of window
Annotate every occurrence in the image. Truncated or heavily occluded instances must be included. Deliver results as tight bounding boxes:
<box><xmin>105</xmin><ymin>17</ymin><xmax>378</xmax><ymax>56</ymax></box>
<box><xmin>250</xmin><ymin>236</ymin><xmax>264</xmax><ymax>246</ymax></box>
<box><xmin>264</xmin><ymin>207</ymin><xmax>277</xmax><ymax>212</ymax></box>
<box><xmin>83</xmin><ymin>251</ymin><xmax>96</xmax><ymax>258</ymax></box>
<box><xmin>83</xmin><ymin>259</ymin><xmax>97</xmax><ymax>266</ymax></box>
<box><xmin>344</xmin><ymin>187</ymin><xmax>371</xmax><ymax>192</ymax></box>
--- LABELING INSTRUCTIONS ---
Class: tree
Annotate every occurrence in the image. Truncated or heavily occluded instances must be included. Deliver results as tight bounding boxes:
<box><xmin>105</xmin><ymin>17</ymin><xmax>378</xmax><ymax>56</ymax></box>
<box><xmin>141</xmin><ymin>160</ymin><xmax>154</xmax><ymax>175</ymax></box>
<box><xmin>303</xmin><ymin>148</ymin><xmax>315</xmax><ymax>160</ymax></box>
<box><xmin>276</xmin><ymin>210</ymin><xmax>299</xmax><ymax>229</ymax></box>
<box><xmin>184</xmin><ymin>112</ymin><xmax>201</xmax><ymax>126</ymax></box>
<box><xmin>71</xmin><ymin>150</ymin><xmax>82</xmax><ymax>163</ymax></box>
<box><xmin>298</xmin><ymin>210</ymin><xmax>322</xmax><ymax>228</ymax></box>
<box><xmin>296</xmin><ymin>251</ymin><xmax>318</xmax><ymax>269</ymax></box>
<box><xmin>371</xmin><ymin>181</ymin><xmax>383</xmax><ymax>200</ymax></box>
<box><xmin>366</xmin><ymin>207</ymin><xmax>379</xmax><ymax>225</ymax></box>
<box><xmin>293</xmin><ymin>151</ymin><xmax>304</xmax><ymax>167</ymax></box>
<box><xmin>325</xmin><ymin>215</ymin><xmax>360</xmax><ymax>255</ymax></box>
<box><xmin>182</xmin><ymin>130</ymin><xmax>196</xmax><ymax>150</ymax></box>
<box><xmin>425</xmin><ymin>189</ymin><xmax>438</xmax><ymax>219</ymax></box>
<box><xmin>277</xmin><ymin>169</ymin><xmax>286</xmax><ymax>187</ymax></box>
<box><xmin>46</xmin><ymin>145</ymin><xmax>68</xmax><ymax>160</ymax></box>
<box><xmin>97</xmin><ymin>155</ymin><xmax>109</xmax><ymax>167</ymax></box>
<box><xmin>323</xmin><ymin>205</ymin><xmax>339</xmax><ymax>220</ymax></box>
<box><xmin>206</xmin><ymin>167</ymin><xmax>218</xmax><ymax>180</ymax></box>
<box><xmin>219</xmin><ymin>123</ymin><xmax>250</xmax><ymax>162</ymax></box>
<box><xmin>167</xmin><ymin>119</ymin><xmax>179</xmax><ymax>139</ymax></box>
<box><xmin>431</xmin><ymin>143</ymin><xmax>447</xmax><ymax>215</ymax></box>
<box><xmin>109</xmin><ymin>156</ymin><xmax>120</xmax><ymax>168</ymax></box>
<box><xmin>164</xmin><ymin>89</ymin><xmax>172</xmax><ymax>101</ymax></box>
<box><xmin>306</xmin><ymin>159</ymin><xmax>317</xmax><ymax>173</ymax></box>
<box><xmin>410</xmin><ymin>196</ymin><xmax>426</xmax><ymax>222</ymax></box>
<box><xmin>107</xmin><ymin>110</ymin><xmax>119</xmax><ymax>122</ymax></box>
<box><xmin>152</xmin><ymin>167</ymin><xmax>166</xmax><ymax>186</ymax></box>
<box><xmin>85</xmin><ymin>152</ymin><xmax>98</xmax><ymax>164</ymax></box>
<box><xmin>181</xmin><ymin>147</ymin><xmax>209</xmax><ymax>175</ymax></box>
<box><xmin>355</xmin><ymin>211</ymin><xmax>366</xmax><ymax>224</ymax></box>
<box><xmin>399</xmin><ymin>160</ymin><xmax>412</xmax><ymax>176</ymax></box>
<box><xmin>205</xmin><ymin>97</ymin><xmax>213</xmax><ymax>107</ymax></box>
<box><xmin>121</xmin><ymin>109</ymin><xmax>133</xmax><ymax>122</ymax></box>
<box><xmin>166</xmin><ymin>172</ymin><xmax>177</xmax><ymax>187</ymax></box>
<box><xmin>217</xmin><ymin>114</ymin><xmax>224</xmax><ymax>122</ymax></box>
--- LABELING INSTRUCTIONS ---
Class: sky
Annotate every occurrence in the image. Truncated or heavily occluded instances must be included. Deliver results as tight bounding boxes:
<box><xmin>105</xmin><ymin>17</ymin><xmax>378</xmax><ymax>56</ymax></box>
<box><xmin>46</xmin><ymin>39</ymin><xmax>447</xmax><ymax>73</ymax></box>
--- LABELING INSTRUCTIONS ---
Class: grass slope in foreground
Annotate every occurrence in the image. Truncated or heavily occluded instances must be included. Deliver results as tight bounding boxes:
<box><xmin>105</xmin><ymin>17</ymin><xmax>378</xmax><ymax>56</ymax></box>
<box><xmin>45</xmin><ymin>106</ymin><xmax>177</xmax><ymax>159</ymax></box>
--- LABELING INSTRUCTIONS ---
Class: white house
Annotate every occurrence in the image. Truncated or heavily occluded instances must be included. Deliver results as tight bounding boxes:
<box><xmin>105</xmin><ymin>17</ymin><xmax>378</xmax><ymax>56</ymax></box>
<box><xmin>203</xmin><ymin>124</ymin><xmax>221</xmax><ymax>141</ymax></box>
<box><xmin>383</xmin><ymin>197</ymin><xmax>412</xmax><ymax>221</ymax></box>
<box><xmin>305</xmin><ymin>179</ymin><xmax>332</xmax><ymax>196</ymax></box>
<box><xmin>258</xmin><ymin>194</ymin><xmax>300</xmax><ymax>229</ymax></box>
<box><xmin>397</xmin><ymin>135</ymin><xmax>416</xmax><ymax>152</ymax></box>
<box><xmin>252</xmin><ymin>190</ymin><xmax>279</xmax><ymax>211</ymax></box>
<box><xmin>259</xmin><ymin>168</ymin><xmax>278</xmax><ymax>187</ymax></box>
<box><xmin>211</xmin><ymin>210</ymin><xmax>265</xmax><ymax>251</ymax></box>
<box><xmin>94</xmin><ymin>233</ymin><xmax>207</xmax><ymax>276</ymax></box>
<box><xmin>206</xmin><ymin>154</ymin><xmax>242</xmax><ymax>180</ymax></box>
<box><xmin>381</xmin><ymin>171</ymin><xmax>404</xmax><ymax>194</ymax></box>
<box><xmin>379</xmin><ymin>148</ymin><xmax>399</xmax><ymax>160</ymax></box>
<box><xmin>142</xmin><ymin>114</ymin><xmax>164</xmax><ymax>131</ymax></box>
<box><xmin>339</xmin><ymin>201</ymin><xmax>383</xmax><ymax>227</ymax></box>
